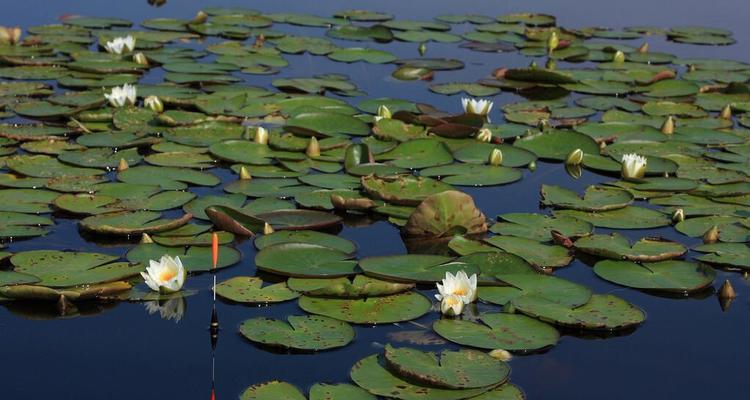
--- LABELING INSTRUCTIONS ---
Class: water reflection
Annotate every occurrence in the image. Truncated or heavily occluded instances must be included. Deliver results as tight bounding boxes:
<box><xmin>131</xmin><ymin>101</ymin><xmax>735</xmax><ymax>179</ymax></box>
<box><xmin>143</xmin><ymin>296</ymin><xmax>186</xmax><ymax>323</ymax></box>
<box><xmin>147</xmin><ymin>0</ymin><xmax>166</xmax><ymax>7</ymax></box>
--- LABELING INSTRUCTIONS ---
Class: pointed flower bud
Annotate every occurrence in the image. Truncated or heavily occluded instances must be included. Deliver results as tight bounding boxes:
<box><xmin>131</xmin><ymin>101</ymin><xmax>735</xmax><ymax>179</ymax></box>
<box><xmin>192</xmin><ymin>10</ymin><xmax>209</xmax><ymax>24</ymax></box>
<box><xmin>306</xmin><ymin>137</ymin><xmax>320</xmax><ymax>157</ymax></box>
<box><xmin>476</xmin><ymin>128</ymin><xmax>492</xmax><ymax>143</ymax></box>
<box><xmin>547</xmin><ymin>31</ymin><xmax>559</xmax><ymax>54</ymax></box>
<box><xmin>703</xmin><ymin>225</ymin><xmax>719</xmax><ymax>244</ymax></box>
<box><xmin>613</xmin><ymin>50</ymin><xmax>626</xmax><ymax>63</ymax></box>
<box><xmin>720</xmin><ymin>104</ymin><xmax>732</xmax><ymax>120</ymax></box>
<box><xmin>719</xmin><ymin>280</ymin><xmax>736</xmax><ymax>299</ymax></box>
<box><xmin>254</xmin><ymin>126</ymin><xmax>269</xmax><ymax>145</ymax></box>
<box><xmin>374</xmin><ymin>105</ymin><xmax>392</xmax><ymax>122</ymax></box>
<box><xmin>117</xmin><ymin>158</ymin><xmax>129</xmax><ymax>172</ymax></box>
<box><xmin>488</xmin><ymin>148</ymin><xmax>503</xmax><ymax>166</ymax></box>
<box><xmin>144</xmin><ymin>96</ymin><xmax>163</xmax><ymax>113</ymax></box>
<box><xmin>133</xmin><ymin>52</ymin><xmax>149</xmax><ymax>66</ymax></box>
<box><xmin>565</xmin><ymin>148</ymin><xmax>584</xmax><ymax>166</ymax></box>
<box><xmin>638</xmin><ymin>42</ymin><xmax>649</xmax><ymax>53</ymax></box>
<box><xmin>418</xmin><ymin>42</ymin><xmax>427</xmax><ymax>56</ymax></box>
<box><xmin>140</xmin><ymin>233</ymin><xmax>153</xmax><ymax>244</ymax></box>
<box><xmin>489</xmin><ymin>349</ymin><xmax>513</xmax><ymax>362</ymax></box>
<box><xmin>239</xmin><ymin>166</ymin><xmax>252</xmax><ymax>180</ymax></box>
<box><xmin>661</xmin><ymin>116</ymin><xmax>674</xmax><ymax>135</ymax></box>
<box><xmin>672</xmin><ymin>208</ymin><xmax>685</xmax><ymax>223</ymax></box>
<box><xmin>263</xmin><ymin>222</ymin><xmax>274</xmax><ymax>235</ymax></box>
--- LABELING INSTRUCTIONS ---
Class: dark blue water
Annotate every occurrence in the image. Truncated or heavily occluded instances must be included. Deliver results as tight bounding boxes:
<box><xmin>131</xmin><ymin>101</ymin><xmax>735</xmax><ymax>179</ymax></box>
<box><xmin>1</xmin><ymin>1</ymin><xmax>750</xmax><ymax>399</ymax></box>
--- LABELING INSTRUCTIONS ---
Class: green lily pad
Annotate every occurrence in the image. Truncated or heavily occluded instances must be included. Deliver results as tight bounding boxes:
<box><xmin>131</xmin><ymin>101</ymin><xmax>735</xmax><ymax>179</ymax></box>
<box><xmin>126</xmin><ymin>243</ymin><xmax>240</xmax><ymax>272</ymax></box>
<box><xmin>359</xmin><ymin>254</ymin><xmax>477</xmax><ymax>283</ymax></box>
<box><xmin>383</xmin><ymin>344</ymin><xmax>509</xmax><ymax>389</ymax></box>
<box><xmin>593</xmin><ymin>260</ymin><xmax>715</xmax><ymax>293</ymax></box>
<box><xmin>240</xmin><ymin>314</ymin><xmax>354</xmax><ymax>350</ymax></box>
<box><xmin>512</xmin><ymin>294</ymin><xmax>645</xmax><ymax>330</ymax></box>
<box><xmin>299</xmin><ymin>291</ymin><xmax>431</xmax><ymax>324</ymax></box>
<box><xmin>256</xmin><ymin>243</ymin><xmax>357</xmax><ymax>278</ymax></box>
<box><xmin>433</xmin><ymin>312</ymin><xmax>559</xmax><ymax>351</ymax></box>
<box><xmin>484</xmin><ymin>236</ymin><xmax>572</xmax><ymax>268</ymax></box>
<box><xmin>541</xmin><ymin>185</ymin><xmax>633</xmax><ymax>211</ymax></box>
<box><xmin>216</xmin><ymin>276</ymin><xmax>299</xmax><ymax>304</ymax></box>
<box><xmin>489</xmin><ymin>213</ymin><xmax>592</xmax><ymax>242</ymax></box>
<box><xmin>11</xmin><ymin>250</ymin><xmax>142</xmax><ymax>288</ymax></box>
<box><xmin>553</xmin><ymin>207</ymin><xmax>671</xmax><ymax>229</ymax></box>
<box><xmin>575</xmin><ymin>233</ymin><xmax>687</xmax><ymax>262</ymax></box>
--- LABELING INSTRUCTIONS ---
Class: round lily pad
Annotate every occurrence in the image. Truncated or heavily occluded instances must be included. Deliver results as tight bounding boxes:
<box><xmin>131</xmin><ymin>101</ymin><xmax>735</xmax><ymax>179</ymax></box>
<box><xmin>255</xmin><ymin>243</ymin><xmax>357</xmax><ymax>278</ymax></box>
<box><xmin>216</xmin><ymin>276</ymin><xmax>299</xmax><ymax>304</ymax></box>
<box><xmin>299</xmin><ymin>291</ymin><xmax>431</xmax><ymax>324</ymax></box>
<box><xmin>593</xmin><ymin>260</ymin><xmax>715</xmax><ymax>293</ymax></box>
<box><xmin>239</xmin><ymin>314</ymin><xmax>354</xmax><ymax>350</ymax></box>
<box><xmin>433</xmin><ymin>312</ymin><xmax>559</xmax><ymax>351</ymax></box>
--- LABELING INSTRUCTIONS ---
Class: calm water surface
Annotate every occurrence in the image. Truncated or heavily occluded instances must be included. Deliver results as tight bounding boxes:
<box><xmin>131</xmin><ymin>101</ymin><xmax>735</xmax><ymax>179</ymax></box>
<box><xmin>1</xmin><ymin>0</ymin><xmax>749</xmax><ymax>399</ymax></box>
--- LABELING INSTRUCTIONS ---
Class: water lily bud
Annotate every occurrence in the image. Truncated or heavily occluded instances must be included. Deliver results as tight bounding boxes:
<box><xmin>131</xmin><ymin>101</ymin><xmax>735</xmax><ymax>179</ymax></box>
<box><xmin>638</xmin><ymin>42</ymin><xmax>649</xmax><ymax>53</ymax></box>
<box><xmin>140</xmin><ymin>233</ymin><xmax>154</xmax><ymax>244</ymax></box>
<box><xmin>703</xmin><ymin>225</ymin><xmax>719</xmax><ymax>244</ymax></box>
<box><xmin>719</xmin><ymin>279</ymin><xmax>736</xmax><ymax>299</ymax></box>
<box><xmin>528</xmin><ymin>160</ymin><xmax>536</xmax><ymax>171</ymax></box>
<box><xmin>660</xmin><ymin>116</ymin><xmax>674</xmax><ymax>135</ymax></box>
<box><xmin>192</xmin><ymin>10</ymin><xmax>209</xmax><ymax>24</ymax></box>
<box><xmin>672</xmin><ymin>208</ymin><xmax>685</xmax><ymax>223</ymax></box>
<box><xmin>720</xmin><ymin>104</ymin><xmax>732</xmax><ymax>120</ymax></box>
<box><xmin>253</xmin><ymin>34</ymin><xmax>266</xmax><ymax>48</ymax></box>
<box><xmin>687</xmin><ymin>64</ymin><xmax>696</xmax><ymax>72</ymax></box>
<box><xmin>613</xmin><ymin>50</ymin><xmax>626</xmax><ymax>63</ymax></box>
<box><xmin>239</xmin><ymin>166</ymin><xmax>252</xmax><ymax>180</ymax></box>
<box><xmin>537</xmin><ymin>118</ymin><xmax>550</xmax><ymax>131</ymax></box>
<box><xmin>488</xmin><ymin>148</ymin><xmax>503</xmax><ymax>166</ymax></box>
<box><xmin>440</xmin><ymin>294</ymin><xmax>464</xmax><ymax>316</ymax></box>
<box><xmin>306</xmin><ymin>137</ymin><xmax>321</xmax><ymax>157</ymax></box>
<box><xmin>377</xmin><ymin>105</ymin><xmax>392</xmax><ymax>120</ymax></box>
<box><xmin>545</xmin><ymin>58</ymin><xmax>557</xmax><ymax>70</ymax></box>
<box><xmin>0</xmin><ymin>26</ymin><xmax>22</xmax><ymax>45</ymax></box>
<box><xmin>263</xmin><ymin>222</ymin><xmax>274</xmax><ymax>235</ymax></box>
<box><xmin>117</xmin><ymin>158</ymin><xmax>129</xmax><ymax>172</ymax></box>
<box><xmin>547</xmin><ymin>31</ymin><xmax>559</xmax><ymax>54</ymax></box>
<box><xmin>254</xmin><ymin>126</ymin><xmax>269</xmax><ymax>145</ymax></box>
<box><xmin>565</xmin><ymin>148</ymin><xmax>584</xmax><ymax>165</ymax></box>
<box><xmin>475</xmin><ymin>128</ymin><xmax>492</xmax><ymax>142</ymax></box>
<box><xmin>133</xmin><ymin>52</ymin><xmax>149</xmax><ymax>66</ymax></box>
<box><xmin>529</xmin><ymin>60</ymin><xmax>538</xmax><ymax>69</ymax></box>
<box><xmin>489</xmin><ymin>349</ymin><xmax>513</xmax><ymax>362</ymax></box>
<box><xmin>418</xmin><ymin>42</ymin><xmax>427</xmax><ymax>56</ymax></box>
<box><xmin>144</xmin><ymin>95</ymin><xmax>163</xmax><ymax>113</ymax></box>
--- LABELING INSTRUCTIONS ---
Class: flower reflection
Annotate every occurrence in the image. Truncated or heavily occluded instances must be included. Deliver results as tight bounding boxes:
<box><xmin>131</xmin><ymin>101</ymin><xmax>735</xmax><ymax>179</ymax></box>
<box><xmin>144</xmin><ymin>297</ymin><xmax>186</xmax><ymax>323</ymax></box>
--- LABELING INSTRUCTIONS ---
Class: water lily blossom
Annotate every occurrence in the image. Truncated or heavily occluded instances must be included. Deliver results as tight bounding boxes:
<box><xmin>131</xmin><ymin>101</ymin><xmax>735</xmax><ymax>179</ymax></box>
<box><xmin>103</xmin><ymin>35</ymin><xmax>136</xmax><ymax>55</ymax></box>
<box><xmin>105</xmin><ymin>84</ymin><xmax>137</xmax><ymax>108</ymax></box>
<box><xmin>620</xmin><ymin>153</ymin><xmax>647</xmax><ymax>180</ymax></box>
<box><xmin>141</xmin><ymin>255</ymin><xmax>186</xmax><ymax>294</ymax></box>
<box><xmin>440</xmin><ymin>294</ymin><xmax>465</xmax><ymax>316</ymax></box>
<box><xmin>374</xmin><ymin>105</ymin><xmax>392</xmax><ymax>122</ymax></box>
<box><xmin>435</xmin><ymin>270</ymin><xmax>478</xmax><ymax>305</ymax></box>
<box><xmin>462</xmin><ymin>97</ymin><xmax>494</xmax><ymax>119</ymax></box>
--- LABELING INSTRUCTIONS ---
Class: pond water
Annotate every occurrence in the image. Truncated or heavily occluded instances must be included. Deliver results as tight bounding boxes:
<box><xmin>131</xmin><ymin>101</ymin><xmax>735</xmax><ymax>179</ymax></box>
<box><xmin>1</xmin><ymin>0</ymin><xmax>750</xmax><ymax>399</ymax></box>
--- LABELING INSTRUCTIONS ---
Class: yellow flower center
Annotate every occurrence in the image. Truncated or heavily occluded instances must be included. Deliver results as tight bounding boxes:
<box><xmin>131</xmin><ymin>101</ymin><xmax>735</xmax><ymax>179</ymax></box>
<box><xmin>453</xmin><ymin>288</ymin><xmax>467</xmax><ymax>296</ymax></box>
<box><xmin>159</xmin><ymin>269</ymin><xmax>177</xmax><ymax>282</ymax></box>
<box><xmin>445</xmin><ymin>296</ymin><xmax>461</xmax><ymax>306</ymax></box>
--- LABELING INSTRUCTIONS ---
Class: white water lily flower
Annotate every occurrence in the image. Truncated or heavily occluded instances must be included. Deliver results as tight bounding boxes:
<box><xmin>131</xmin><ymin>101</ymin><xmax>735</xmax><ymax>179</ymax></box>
<box><xmin>440</xmin><ymin>294</ymin><xmax>465</xmax><ymax>316</ymax></box>
<box><xmin>621</xmin><ymin>153</ymin><xmax>647</xmax><ymax>180</ymax></box>
<box><xmin>144</xmin><ymin>297</ymin><xmax>186</xmax><ymax>322</ymax></box>
<box><xmin>104</xmin><ymin>83</ymin><xmax>137</xmax><ymax>107</ymax></box>
<box><xmin>144</xmin><ymin>95</ymin><xmax>163</xmax><ymax>113</ymax></box>
<box><xmin>435</xmin><ymin>270</ymin><xmax>477</xmax><ymax>304</ymax></box>
<box><xmin>140</xmin><ymin>255</ymin><xmax>186</xmax><ymax>293</ymax></box>
<box><xmin>461</xmin><ymin>97</ymin><xmax>494</xmax><ymax>118</ymax></box>
<box><xmin>103</xmin><ymin>35</ymin><xmax>136</xmax><ymax>54</ymax></box>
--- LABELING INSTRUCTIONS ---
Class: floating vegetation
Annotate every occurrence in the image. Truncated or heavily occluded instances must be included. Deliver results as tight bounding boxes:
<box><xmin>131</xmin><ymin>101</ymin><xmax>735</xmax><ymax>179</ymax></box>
<box><xmin>0</xmin><ymin>5</ymin><xmax>746</xmax><ymax>398</ymax></box>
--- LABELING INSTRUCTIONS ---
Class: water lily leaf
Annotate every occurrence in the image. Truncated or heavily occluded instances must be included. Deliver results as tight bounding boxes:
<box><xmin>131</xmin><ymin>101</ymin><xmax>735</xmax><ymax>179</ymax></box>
<box><xmin>309</xmin><ymin>383</ymin><xmax>377</xmax><ymax>400</ymax></box>
<box><xmin>79</xmin><ymin>211</ymin><xmax>192</xmax><ymax>235</ymax></box>
<box><xmin>694</xmin><ymin>243</ymin><xmax>750</xmax><ymax>269</ymax></box>
<box><xmin>216</xmin><ymin>276</ymin><xmax>299</xmax><ymax>304</ymax></box>
<box><xmin>328</xmin><ymin>48</ymin><xmax>397</xmax><ymax>64</ymax></box>
<box><xmin>404</xmin><ymin>191</ymin><xmax>487</xmax><ymax>238</ymax></box>
<box><xmin>59</xmin><ymin>147</ymin><xmax>142</xmax><ymax>169</ymax></box>
<box><xmin>480</xmin><ymin>273</ymin><xmax>592</xmax><ymax>307</ymax></box>
<box><xmin>593</xmin><ymin>260</ymin><xmax>715</xmax><ymax>293</ymax></box>
<box><xmin>255</xmin><ymin>230</ymin><xmax>355</xmax><ymax>254</ymax></box>
<box><xmin>383</xmin><ymin>344</ymin><xmax>509</xmax><ymax>389</ymax></box>
<box><xmin>675</xmin><ymin>215</ymin><xmax>750</xmax><ymax>242</ymax></box>
<box><xmin>359</xmin><ymin>254</ymin><xmax>477</xmax><ymax>283</ymax></box>
<box><xmin>484</xmin><ymin>236</ymin><xmax>572</xmax><ymax>268</ymax></box>
<box><xmin>126</xmin><ymin>243</ymin><xmax>240</xmax><ymax>272</ymax></box>
<box><xmin>240</xmin><ymin>381</ymin><xmax>306</xmax><ymax>400</ymax></box>
<box><xmin>514</xmin><ymin>130</ymin><xmax>599</xmax><ymax>161</ymax></box>
<box><xmin>553</xmin><ymin>207</ymin><xmax>670</xmax><ymax>229</ymax></box>
<box><xmin>287</xmin><ymin>111</ymin><xmax>370</xmax><ymax>137</ymax></box>
<box><xmin>541</xmin><ymin>185</ymin><xmax>633</xmax><ymax>211</ymax></box>
<box><xmin>575</xmin><ymin>233</ymin><xmax>687</xmax><ymax>262</ymax></box>
<box><xmin>6</xmin><ymin>155</ymin><xmax>104</xmax><ymax>178</ymax></box>
<box><xmin>351</xmin><ymin>354</ymin><xmax>495</xmax><ymax>400</ymax></box>
<box><xmin>512</xmin><ymin>294</ymin><xmax>645</xmax><ymax>330</ymax></box>
<box><xmin>240</xmin><ymin>314</ymin><xmax>354</xmax><ymax>350</ymax></box>
<box><xmin>433</xmin><ymin>312</ymin><xmax>559</xmax><ymax>351</ymax></box>
<box><xmin>490</xmin><ymin>213</ymin><xmax>592</xmax><ymax>242</ymax></box>
<box><xmin>429</xmin><ymin>83</ymin><xmax>500</xmax><ymax>97</ymax></box>
<box><xmin>0</xmin><ymin>211</ymin><xmax>53</xmax><ymax>238</ymax></box>
<box><xmin>361</xmin><ymin>175</ymin><xmax>454</xmax><ymax>206</ymax></box>
<box><xmin>289</xmin><ymin>275</ymin><xmax>414</xmax><ymax>298</ymax></box>
<box><xmin>117</xmin><ymin>166</ymin><xmax>220</xmax><ymax>190</ymax></box>
<box><xmin>256</xmin><ymin>243</ymin><xmax>357</xmax><ymax>278</ymax></box>
<box><xmin>300</xmin><ymin>290</ymin><xmax>430</xmax><ymax>324</ymax></box>
<box><xmin>11</xmin><ymin>250</ymin><xmax>142</xmax><ymax>288</ymax></box>
<box><xmin>0</xmin><ymin>189</ymin><xmax>58</xmax><ymax>213</ymax></box>
<box><xmin>451</xmin><ymin>143</ymin><xmax>536</xmax><ymax>167</ymax></box>
<box><xmin>420</xmin><ymin>164</ymin><xmax>523</xmax><ymax>187</ymax></box>
<box><xmin>377</xmin><ymin>139</ymin><xmax>453</xmax><ymax>169</ymax></box>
